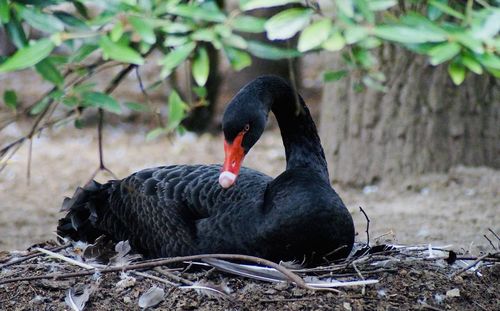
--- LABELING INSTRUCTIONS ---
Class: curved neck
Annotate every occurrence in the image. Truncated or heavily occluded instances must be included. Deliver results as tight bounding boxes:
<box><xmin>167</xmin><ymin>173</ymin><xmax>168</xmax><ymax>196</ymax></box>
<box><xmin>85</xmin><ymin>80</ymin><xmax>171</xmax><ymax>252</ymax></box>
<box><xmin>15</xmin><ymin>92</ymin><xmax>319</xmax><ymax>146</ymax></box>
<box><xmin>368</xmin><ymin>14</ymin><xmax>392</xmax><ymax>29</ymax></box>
<box><xmin>252</xmin><ymin>76</ymin><xmax>330</xmax><ymax>182</ymax></box>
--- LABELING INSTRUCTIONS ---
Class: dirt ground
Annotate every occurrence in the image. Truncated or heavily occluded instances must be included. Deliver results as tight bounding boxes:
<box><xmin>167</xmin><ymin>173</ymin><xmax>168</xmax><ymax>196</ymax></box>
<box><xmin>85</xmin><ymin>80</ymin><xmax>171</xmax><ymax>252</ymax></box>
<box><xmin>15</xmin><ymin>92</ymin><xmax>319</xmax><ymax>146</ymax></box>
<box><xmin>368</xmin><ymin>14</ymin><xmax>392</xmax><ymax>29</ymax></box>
<box><xmin>0</xmin><ymin>123</ymin><xmax>498</xmax><ymax>254</ymax></box>
<box><xmin>0</xmin><ymin>240</ymin><xmax>498</xmax><ymax>311</ymax></box>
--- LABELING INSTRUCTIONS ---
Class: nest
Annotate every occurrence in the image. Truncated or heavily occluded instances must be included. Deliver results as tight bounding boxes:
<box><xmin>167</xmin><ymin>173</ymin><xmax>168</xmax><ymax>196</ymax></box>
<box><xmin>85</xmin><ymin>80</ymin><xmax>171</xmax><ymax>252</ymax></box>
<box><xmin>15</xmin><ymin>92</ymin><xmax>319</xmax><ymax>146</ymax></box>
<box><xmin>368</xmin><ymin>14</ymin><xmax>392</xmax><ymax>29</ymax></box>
<box><xmin>0</xmin><ymin>236</ymin><xmax>499</xmax><ymax>311</ymax></box>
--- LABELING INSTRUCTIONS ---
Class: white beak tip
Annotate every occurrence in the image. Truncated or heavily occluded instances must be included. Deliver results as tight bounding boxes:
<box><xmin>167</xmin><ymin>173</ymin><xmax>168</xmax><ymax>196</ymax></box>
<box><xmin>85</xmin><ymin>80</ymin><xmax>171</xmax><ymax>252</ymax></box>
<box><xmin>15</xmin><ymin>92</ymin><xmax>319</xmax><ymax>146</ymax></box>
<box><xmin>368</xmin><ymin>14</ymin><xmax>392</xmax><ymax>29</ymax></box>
<box><xmin>219</xmin><ymin>171</ymin><xmax>237</xmax><ymax>189</ymax></box>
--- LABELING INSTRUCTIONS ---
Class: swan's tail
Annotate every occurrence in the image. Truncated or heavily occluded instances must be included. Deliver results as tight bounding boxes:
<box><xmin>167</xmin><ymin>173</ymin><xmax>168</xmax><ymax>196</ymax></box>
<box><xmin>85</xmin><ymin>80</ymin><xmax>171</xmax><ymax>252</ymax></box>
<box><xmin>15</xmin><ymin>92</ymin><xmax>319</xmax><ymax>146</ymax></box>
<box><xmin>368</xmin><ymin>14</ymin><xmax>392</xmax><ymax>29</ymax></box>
<box><xmin>57</xmin><ymin>180</ymin><xmax>113</xmax><ymax>243</ymax></box>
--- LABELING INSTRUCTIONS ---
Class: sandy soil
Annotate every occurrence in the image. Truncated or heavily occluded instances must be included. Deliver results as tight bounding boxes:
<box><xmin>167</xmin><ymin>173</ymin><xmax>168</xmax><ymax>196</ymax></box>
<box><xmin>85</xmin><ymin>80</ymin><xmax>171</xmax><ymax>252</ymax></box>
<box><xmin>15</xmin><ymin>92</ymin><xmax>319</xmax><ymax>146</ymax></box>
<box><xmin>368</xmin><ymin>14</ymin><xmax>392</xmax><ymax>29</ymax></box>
<box><xmin>0</xmin><ymin>124</ymin><xmax>498</xmax><ymax>253</ymax></box>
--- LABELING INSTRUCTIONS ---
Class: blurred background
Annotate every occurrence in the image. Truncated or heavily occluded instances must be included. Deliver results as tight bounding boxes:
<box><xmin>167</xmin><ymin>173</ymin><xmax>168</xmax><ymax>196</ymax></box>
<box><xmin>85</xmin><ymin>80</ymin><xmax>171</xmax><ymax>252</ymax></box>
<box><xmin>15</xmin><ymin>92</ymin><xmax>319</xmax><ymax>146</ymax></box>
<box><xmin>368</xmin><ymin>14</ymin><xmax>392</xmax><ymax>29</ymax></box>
<box><xmin>0</xmin><ymin>0</ymin><xmax>498</xmax><ymax>252</ymax></box>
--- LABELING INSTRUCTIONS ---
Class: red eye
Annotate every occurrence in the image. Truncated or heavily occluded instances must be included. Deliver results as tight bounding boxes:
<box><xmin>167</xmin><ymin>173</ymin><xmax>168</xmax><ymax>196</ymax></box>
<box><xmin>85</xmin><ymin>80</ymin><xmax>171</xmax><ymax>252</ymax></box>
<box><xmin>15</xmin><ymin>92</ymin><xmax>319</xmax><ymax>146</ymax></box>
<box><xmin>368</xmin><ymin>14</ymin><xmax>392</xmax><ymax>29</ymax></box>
<box><xmin>244</xmin><ymin>124</ymin><xmax>250</xmax><ymax>132</ymax></box>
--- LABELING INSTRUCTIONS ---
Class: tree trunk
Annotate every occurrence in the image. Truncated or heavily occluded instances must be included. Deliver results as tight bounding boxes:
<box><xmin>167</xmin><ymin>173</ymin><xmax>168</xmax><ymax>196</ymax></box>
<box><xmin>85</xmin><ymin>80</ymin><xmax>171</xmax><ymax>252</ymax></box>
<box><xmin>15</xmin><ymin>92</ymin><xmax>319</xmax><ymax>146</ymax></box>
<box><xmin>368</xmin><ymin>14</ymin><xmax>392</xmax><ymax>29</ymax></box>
<box><xmin>319</xmin><ymin>46</ymin><xmax>500</xmax><ymax>186</ymax></box>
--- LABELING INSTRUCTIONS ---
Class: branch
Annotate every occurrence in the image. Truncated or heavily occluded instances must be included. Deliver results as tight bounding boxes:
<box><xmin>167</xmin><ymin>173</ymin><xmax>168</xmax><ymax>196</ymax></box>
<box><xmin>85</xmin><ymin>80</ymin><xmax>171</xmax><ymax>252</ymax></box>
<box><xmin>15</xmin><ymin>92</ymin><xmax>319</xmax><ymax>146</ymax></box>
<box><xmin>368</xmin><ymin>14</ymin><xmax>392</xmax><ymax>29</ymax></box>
<box><xmin>0</xmin><ymin>253</ymin><xmax>325</xmax><ymax>292</ymax></box>
<box><xmin>359</xmin><ymin>206</ymin><xmax>371</xmax><ymax>246</ymax></box>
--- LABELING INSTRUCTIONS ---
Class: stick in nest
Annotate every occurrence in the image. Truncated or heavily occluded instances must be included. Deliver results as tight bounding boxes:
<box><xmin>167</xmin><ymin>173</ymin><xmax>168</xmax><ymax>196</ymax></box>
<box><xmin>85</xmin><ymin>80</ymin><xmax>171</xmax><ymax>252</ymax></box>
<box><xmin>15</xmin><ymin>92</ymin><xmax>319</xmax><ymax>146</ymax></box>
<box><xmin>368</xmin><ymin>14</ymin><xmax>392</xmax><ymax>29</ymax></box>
<box><xmin>0</xmin><ymin>253</ymin><xmax>335</xmax><ymax>292</ymax></box>
<box><xmin>450</xmin><ymin>252</ymin><xmax>500</xmax><ymax>278</ymax></box>
<box><xmin>359</xmin><ymin>206</ymin><xmax>370</xmax><ymax>246</ymax></box>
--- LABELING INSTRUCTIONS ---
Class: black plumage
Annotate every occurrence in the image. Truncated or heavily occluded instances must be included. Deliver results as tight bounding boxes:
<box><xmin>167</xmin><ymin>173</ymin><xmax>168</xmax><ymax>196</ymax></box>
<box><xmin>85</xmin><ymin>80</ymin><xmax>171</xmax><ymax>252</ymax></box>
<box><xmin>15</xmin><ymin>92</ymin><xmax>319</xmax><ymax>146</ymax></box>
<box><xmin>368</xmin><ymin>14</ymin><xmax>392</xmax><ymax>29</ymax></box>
<box><xmin>57</xmin><ymin>75</ymin><xmax>355</xmax><ymax>264</ymax></box>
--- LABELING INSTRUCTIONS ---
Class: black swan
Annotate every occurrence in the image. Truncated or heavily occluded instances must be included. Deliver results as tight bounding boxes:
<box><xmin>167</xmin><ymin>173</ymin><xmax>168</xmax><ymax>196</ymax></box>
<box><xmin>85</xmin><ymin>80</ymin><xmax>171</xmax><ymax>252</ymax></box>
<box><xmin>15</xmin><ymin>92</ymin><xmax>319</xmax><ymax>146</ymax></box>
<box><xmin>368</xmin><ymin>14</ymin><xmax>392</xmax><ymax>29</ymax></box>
<box><xmin>57</xmin><ymin>75</ymin><xmax>355</xmax><ymax>264</ymax></box>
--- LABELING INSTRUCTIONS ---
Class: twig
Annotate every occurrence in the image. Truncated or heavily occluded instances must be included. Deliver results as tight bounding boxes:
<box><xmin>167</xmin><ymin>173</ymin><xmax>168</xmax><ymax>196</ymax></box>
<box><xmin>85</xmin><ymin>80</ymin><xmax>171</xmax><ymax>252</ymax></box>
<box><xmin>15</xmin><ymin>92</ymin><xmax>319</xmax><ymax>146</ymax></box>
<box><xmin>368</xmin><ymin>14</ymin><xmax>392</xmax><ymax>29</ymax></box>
<box><xmin>0</xmin><ymin>253</ymin><xmax>316</xmax><ymax>291</ymax></box>
<box><xmin>133</xmin><ymin>271</ymin><xmax>178</xmax><ymax>286</ymax></box>
<box><xmin>450</xmin><ymin>252</ymin><xmax>498</xmax><ymax>278</ymax></box>
<box><xmin>483</xmin><ymin>234</ymin><xmax>497</xmax><ymax>251</ymax></box>
<box><xmin>0</xmin><ymin>245</ymin><xmax>69</xmax><ymax>269</ymax></box>
<box><xmin>35</xmin><ymin>247</ymin><xmax>95</xmax><ymax>270</ymax></box>
<box><xmin>473</xmin><ymin>301</ymin><xmax>488</xmax><ymax>311</ymax></box>
<box><xmin>260</xmin><ymin>297</ymin><xmax>318</xmax><ymax>303</ymax></box>
<box><xmin>359</xmin><ymin>206</ymin><xmax>370</xmax><ymax>246</ymax></box>
<box><xmin>421</xmin><ymin>303</ymin><xmax>445</xmax><ymax>311</ymax></box>
<box><xmin>352</xmin><ymin>260</ymin><xmax>366</xmax><ymax>295</ymax></box>
<box><xmin>488</xmin><ymin>228</ymin><xmax>500</xmax><ymax>242</ymax></box>
<box><xmin>286</xmin><ymin>40</ymin><xmax>303</xmax><ymax>116</ymax></box>
<box><xmin>154</xmin><ymin>267</ymin><xmax>193</xmax><ymax>285</ymax></box>
<box><xmin>87</xmin><ymin>109</ymin><xmax>117</xmax><ymax>183</ymax></box>
<box><xmin>26</xmin><ymin>138</ymin><xmax>33</xmax><ymax>184</ymax></box>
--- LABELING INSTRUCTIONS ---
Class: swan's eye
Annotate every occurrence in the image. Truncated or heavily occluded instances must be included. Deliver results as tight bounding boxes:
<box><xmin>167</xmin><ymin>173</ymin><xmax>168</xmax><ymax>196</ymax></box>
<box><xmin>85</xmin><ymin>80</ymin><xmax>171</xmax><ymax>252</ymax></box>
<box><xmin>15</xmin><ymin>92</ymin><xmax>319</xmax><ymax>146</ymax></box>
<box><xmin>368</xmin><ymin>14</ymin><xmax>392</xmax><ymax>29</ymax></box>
<box><xmin>243</xmin><ymin>124</ymin><xmax>250</xmax><ymax>132</ymax></box>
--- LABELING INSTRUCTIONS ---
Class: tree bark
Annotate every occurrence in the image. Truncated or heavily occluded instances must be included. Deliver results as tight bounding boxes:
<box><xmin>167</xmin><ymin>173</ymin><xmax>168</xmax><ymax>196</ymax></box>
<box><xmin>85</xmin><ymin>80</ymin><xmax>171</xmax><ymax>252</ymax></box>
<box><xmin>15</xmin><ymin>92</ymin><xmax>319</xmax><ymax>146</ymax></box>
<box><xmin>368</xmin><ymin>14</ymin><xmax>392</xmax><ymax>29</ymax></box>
<box><xmin>319</xmin><ymin>46</ymin><xmax>500</xmax><ymax>186</ymax></box>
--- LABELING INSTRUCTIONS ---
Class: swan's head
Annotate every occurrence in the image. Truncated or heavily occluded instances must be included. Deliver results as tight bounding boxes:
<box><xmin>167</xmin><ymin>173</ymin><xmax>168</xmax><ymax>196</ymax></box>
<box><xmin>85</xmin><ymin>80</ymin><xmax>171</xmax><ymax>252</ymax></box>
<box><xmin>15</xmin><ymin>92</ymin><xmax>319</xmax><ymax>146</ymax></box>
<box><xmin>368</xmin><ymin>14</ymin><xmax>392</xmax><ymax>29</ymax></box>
<box><xmin>219</xmin><ymin>94</ymin><xmax>267</xmax><ymax>188</ymax></box>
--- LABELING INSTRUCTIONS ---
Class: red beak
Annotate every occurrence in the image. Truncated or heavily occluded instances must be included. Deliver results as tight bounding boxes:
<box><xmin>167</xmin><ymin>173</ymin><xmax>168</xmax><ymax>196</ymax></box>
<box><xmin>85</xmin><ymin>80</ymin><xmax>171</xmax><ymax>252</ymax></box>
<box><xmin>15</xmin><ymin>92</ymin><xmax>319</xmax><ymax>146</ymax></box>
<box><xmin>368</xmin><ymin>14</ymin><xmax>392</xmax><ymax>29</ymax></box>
<box><xmin>219</xmin><ymin>133</ymin><xmax>245</xmax><ymax>188</ymax></box>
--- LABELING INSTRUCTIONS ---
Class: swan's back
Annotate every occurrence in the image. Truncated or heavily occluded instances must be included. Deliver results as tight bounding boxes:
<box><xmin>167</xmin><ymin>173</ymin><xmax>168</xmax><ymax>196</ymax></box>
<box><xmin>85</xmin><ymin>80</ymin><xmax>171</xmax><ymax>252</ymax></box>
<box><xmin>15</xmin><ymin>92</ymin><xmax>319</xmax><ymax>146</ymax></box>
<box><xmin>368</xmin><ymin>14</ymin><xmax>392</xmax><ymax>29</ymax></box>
<box><xmin>58</xmin><ymin>165</ymin><xmax>273</xmax><ymax>258</ymax></box>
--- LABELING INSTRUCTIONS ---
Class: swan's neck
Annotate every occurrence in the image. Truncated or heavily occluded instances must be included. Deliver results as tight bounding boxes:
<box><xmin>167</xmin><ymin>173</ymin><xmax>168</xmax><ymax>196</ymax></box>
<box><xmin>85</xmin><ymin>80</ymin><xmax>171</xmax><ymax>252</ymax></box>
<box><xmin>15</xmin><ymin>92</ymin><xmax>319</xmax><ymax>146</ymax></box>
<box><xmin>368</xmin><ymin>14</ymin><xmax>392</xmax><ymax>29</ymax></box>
<box><xmin>259</xmin><ymin>78</ymin><xmax>330</xmax><ymax>182</ymax></box>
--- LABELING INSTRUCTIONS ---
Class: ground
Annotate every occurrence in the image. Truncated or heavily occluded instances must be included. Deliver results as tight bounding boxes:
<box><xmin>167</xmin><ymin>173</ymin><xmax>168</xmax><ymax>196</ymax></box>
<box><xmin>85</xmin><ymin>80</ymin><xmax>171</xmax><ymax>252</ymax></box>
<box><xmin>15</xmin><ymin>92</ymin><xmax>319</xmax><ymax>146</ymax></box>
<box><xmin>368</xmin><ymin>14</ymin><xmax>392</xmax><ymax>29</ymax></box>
<box><xmin>0</xmin><ymin>124</ymin><xmax>498</xmax><ymax>253</ymax></box>
<box><xmin>0</xmin><ymin>241</ymin><xmax>499</xmax><ymax>310</ymax></box>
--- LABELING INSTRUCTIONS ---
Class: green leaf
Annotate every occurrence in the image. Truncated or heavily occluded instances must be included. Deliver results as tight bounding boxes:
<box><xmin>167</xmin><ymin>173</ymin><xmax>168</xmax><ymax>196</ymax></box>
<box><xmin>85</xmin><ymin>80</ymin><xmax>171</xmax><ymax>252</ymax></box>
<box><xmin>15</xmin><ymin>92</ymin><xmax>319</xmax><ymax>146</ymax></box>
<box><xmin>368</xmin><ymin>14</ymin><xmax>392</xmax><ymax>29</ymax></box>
<box><xmin>428</xmin><ymin>0</ymin><xmax>464</xmax><ymax>20</ymax></box>
<box><xmin>222</xmin><ymin>33</ymin><xmax>248</xmax><ymax>49</ymax></box>
<box><xmin>374</xmin><ymin>25</ymin><xmax>447</xmax><ymax>44</ymax></box>
<box><xmin>62</xmin><ymin>95</ymin><xmax>79</xmax><ymax>107</ymax></box>
<box><xmin>191</xmin><ymin>28</ymin><xmax>216</xmax><ymax>43</ymax></box>
<box><xmin>35</xmin><ymin>59</ymin><xmax>64</xmax><ymax>87</ymax></box>
<box><xmin>193</xmin><ymin>86</ymin><xmax>207</xmax><ymax>98</ymax></box>
<box><xmin>167</xmin><ymin>90</ymin><xmax>188</xmax><ymax>130</ymax></box>
<box><xmin>3</xmin><ymin>90</ymin><xmax>17</xmax><ymax>110</ymax></box>
<box><xmin>455</xmin><ymin>32</ymin><xmax>484</xmax><ymax>54</ymax></box>
<box><xmin>164</xmin><ymin>36</ymin><xmax>190</xmax><ymax>47</ymax></box>
<box><xmin>344</xmin><ymin>26</ymin><xmax>368</xmax><ymax>44</ymax></box>
<box><xmin>146</xmin><ymin>127</ymin><xmax>168</xmax><ymax>141</ymax></box>
<box><xmin>427</xmin><ymin>0</ymin><xmax>446</xmax><ymax>20</ymax></box>
<box><xmin>192</xmin><ymin>47</ymin><xmax>209</xmax><ymax>86</ymax></box>
<box><xmin>110</xmin><ymin>21</ymin><xmax>124</xmax><ymax>42</ymax></box>
<box><xmin>160</xmin><ymin>42</ymin><xmax>195</xmax><ymax>78</ymax></box>
<box><xmin>356</xmin><ymin>0</ymin><xmax>374</xmax><ymax>23</ymax></box>
<box><xmin>16</xmin><ymin>4</ymin><xmax>65</xmax><ymax>33</ymax></box>
<box><xmin>241</xmin><ymin>0</ymin><xmax>301</xmax><ymax>11</ymax></box>
<box><xmin>0</xmin><ymin>38</ymin><xmax>55</xmax><ymax>72</ymax></box>
<box><xmin>82</xmin><ymin>92</ymin><xmax>121</xmax><ymax>114</ymax></box>
<box><xmin>428</xmin><ymin>42</ymin><xmax>461</xmax><ymax>65</ymax></box>
<box><xmin>30</xmin><ymin>97</ymin><xmax>50</xmax><ymax>115</ymax></box>
<box><xmin>5</xmin><ymin>18</ymin><xmax>28</xmax><ymax>48</ymax></box>
<box><xmin>475</xmin><ymin>10</ymin><xmax>500</xmax><ymax>41</ymax></box>
<box><xmin>485</xmin><ymin>67</ymin><xmax>500</xmax><ymax>78</ymax></box>
<box><xmin>0</xmin><ymin>0</ymin><xmax>10</xmax><ymax>23</ymax></box>
<box><xmin>322</xmin><ymin>31</ymin><xmax>345</xmax><ymax>51</ymax></box>
<box><xmin>53</xmin><ymin>11</ymin><xmax>88</xmax><ymax>29</ymax></box>
<box><xmin>74</xmin><ymin>118</ymin><xmax>85</xmax><ymax>129</ymax></box>
<box><xmin>265</xmin><ymin>8</ymin><xmax>313</xmax><ymax>40</ymax></box>
<box><xmin>69</xmin><ymin>44</ymin><xmax>99</xmax><ymax>62</ymax></box>
<box><xmin>367</xmin><ymin>0</ymin><xmax>396</xmax><ymax>11</ymax></box>
<box><xmin>247</xmin><ymin>40</ymin><xmax>300</xmax><ymax>60</ymax></box>
<box><xmin>298</xmin><ymin>19</ymin><xmax>332</xmax><ymax>52</ymax></box>
<box><xmin>477</xmin><ymin>53</ymin><xmax>500</xmax><ymax>70</ymax></box>
<box><xmin>323</xmin><ymin>70</ymin><xmax>347</xmax><ymax>82</ymax></box>
<box><xmin>99</xmin><ymin>36</ymin><xmax>144</xmax><ymax>65</ymax></box>
<box><xmin>353</xmin><ymin>47</ymin><xmax>374</xmax><ymax>68</ymax></box>
<box><xmin>129</xmin><ymin>16</ymin><xmax>156</xmax><ymax>45</ymax></box>
<box><xmin>167</xmin><ymin>4</ymin><xmax>225</xmax><ymax>22</ymax></box>
<box><xmin>461</xmin><ymin>54</ymin><xmax>483</xmax><ymax>74</ymax></box>
<box><xmin>231</xmin><ymin>15</ymin><xmax>266</xmax><ymax>33</ymax></box>
<box><xmin>224</xmin><ymin>47</ymin><xmax>252</xmax><ymax>70</ymax></box>
<box><xmin>73</xmin><ymin>1</ymin><xmax>89</xmax><ymax>19</ymax></box>
<box><xmin>125</xmin><ymin>101</ymin><xmax>150</xmax><ymax>112</ymax></box>
<box><xmin>336</xmin><ymin>0</ymin><xmax>354</xmax><ymax>18</ymax></box>
<box><xmin>448</xmin><ymin>62</ymin><xmax>465</xmax><ymax>85</ymax></box>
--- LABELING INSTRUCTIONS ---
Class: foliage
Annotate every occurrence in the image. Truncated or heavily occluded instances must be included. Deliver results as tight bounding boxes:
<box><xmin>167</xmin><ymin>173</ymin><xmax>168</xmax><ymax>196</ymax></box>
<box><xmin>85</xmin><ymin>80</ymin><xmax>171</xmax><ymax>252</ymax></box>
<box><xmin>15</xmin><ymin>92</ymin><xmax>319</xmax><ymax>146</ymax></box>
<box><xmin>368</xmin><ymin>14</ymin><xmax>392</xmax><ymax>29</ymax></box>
<box><xmin>0</xmin><ymin>0</ymin><xmax>498</xmax><ymax>136</ymax></box>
